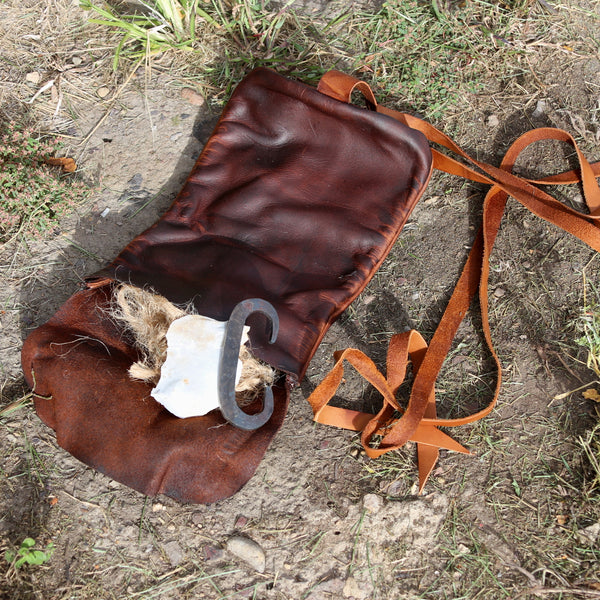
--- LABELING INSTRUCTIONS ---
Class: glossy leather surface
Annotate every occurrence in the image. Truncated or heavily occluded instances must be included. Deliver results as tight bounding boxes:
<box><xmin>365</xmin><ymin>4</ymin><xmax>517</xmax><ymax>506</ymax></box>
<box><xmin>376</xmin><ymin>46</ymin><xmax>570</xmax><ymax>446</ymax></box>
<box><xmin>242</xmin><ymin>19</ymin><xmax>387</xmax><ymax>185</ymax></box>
<box><xmin>21</xmin><ymin>68</ymin><xmax>432</xmax><ymax>503</ymax></box>
<box><xmin>94</xmin><ymin>68</ymin><xmax>432</xmax><ymax>379</ymax></box>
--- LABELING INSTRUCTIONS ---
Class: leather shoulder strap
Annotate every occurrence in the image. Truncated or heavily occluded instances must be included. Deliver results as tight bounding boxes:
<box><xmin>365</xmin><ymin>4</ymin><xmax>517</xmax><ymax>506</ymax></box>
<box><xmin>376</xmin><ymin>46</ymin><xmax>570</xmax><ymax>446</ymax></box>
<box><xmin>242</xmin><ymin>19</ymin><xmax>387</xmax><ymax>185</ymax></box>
<box><xmin>310</xmin><ymin>70</ymin><xmax>600</xmax><ymax>491</ymax></box>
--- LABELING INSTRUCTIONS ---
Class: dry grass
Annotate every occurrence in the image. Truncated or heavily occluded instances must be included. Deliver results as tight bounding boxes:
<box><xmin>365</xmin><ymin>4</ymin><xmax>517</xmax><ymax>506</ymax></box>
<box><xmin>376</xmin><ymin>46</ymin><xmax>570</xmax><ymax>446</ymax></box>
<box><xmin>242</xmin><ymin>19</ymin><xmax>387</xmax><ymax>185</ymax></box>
<box><xmin>3</xmin><ymin>0</ymin><xmax>598</xmax><ymax>127</ymax></box>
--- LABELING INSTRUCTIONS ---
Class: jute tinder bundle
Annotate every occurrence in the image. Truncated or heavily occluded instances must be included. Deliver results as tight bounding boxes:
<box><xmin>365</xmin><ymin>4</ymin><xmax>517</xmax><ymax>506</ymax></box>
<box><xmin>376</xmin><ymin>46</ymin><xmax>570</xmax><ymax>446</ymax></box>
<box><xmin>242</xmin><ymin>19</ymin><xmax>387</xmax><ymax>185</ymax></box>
<box><xmin>112</xmin><ymin>285</ymin><xmax>275</xmax><ymax>399</ymax></box>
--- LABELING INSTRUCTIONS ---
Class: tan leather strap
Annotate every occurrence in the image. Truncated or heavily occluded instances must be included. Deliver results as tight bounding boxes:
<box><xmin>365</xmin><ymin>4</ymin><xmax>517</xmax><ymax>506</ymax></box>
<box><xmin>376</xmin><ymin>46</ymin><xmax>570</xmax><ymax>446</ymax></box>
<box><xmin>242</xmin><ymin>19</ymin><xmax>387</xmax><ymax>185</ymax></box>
<box><xmin>316</xmin><ymin>70</ymin><xmax>378</xmax><ymax>110</ymax></box>
<box><xmin>310</xmin><ymin>70</ymin><xmax>600</xmax><ymax>491</ymax></box>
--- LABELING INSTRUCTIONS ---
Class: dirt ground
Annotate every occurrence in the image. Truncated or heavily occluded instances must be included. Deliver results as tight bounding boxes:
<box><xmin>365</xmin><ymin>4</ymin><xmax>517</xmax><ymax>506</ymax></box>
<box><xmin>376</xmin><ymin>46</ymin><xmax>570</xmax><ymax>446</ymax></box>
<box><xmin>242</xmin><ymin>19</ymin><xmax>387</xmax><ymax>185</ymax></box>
<box><xmin>1</xmin><ymin>1</ymin><xmax>600</xmax><ymax>599</ymax></box>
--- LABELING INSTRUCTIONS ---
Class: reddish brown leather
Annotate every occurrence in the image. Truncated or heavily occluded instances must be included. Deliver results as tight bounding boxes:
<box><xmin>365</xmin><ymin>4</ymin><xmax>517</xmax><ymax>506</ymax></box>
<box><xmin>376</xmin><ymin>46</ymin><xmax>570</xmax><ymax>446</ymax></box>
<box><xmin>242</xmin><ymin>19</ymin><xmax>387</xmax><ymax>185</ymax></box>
<box><xmin>23</xmin><ymin>283</ymin><xmax>290</xmax><ymax>503</ymax></box>
<box><xmin>21</xmin><ymin>68</ymin><xmax>433</xmax><ymax>503</ymax></box>
<box><xmin>92</xmin><ymin>68</ymin><xmax>432</xmax><ymax>379</ymax></box>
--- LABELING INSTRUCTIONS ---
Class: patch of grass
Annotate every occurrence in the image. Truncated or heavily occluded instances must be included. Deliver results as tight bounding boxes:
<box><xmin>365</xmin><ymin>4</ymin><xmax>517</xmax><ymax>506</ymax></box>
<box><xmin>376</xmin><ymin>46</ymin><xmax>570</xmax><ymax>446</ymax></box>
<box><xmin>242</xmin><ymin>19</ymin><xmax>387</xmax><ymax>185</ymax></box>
<box><xmin>197</xmin><ymin>0</ymin><xmax>330</xmax><ymax>92</ymax></box>
<box><xmin>430</xmin><ymin>468</ymin><xmax>600</xmax><ymax>599</ymax></box>
<box><xmin>0</xmin><ymin>393</ymin><xmax>32</xmax><ymax>419</ymax></box>
<box><xmin>580</xmin><ymin>422</ymin><xmax>600</xmax><ymax>494</ymax></box>
<box><xmin>81</xmin><ymin>0</ymin><xmax>332</xmax><ymax>85</ymax></box>
<box><xmin>78</xmin><ymin>0</ymin><xmax>600</xmax><ymax>125</ymax></box>
<box><xmin>575</xmin><ymin>274</ymin><xmax>600</xmax><ymax>378</ymax></box>
<box><xmin>126</xmin><ymin>567</ymin><xmax>241</xmax><ymax>599</ymax></box>
<box><xmin>80</xmin><ymin>0</ymin><xmax>203</xmax><ymax>70</ymax></box>
<box><xmin>355</xmin><ymin>440</ymin><xmax>418</xmax><ymax>496</ymax></box>
<box><xmin>316</xmin><ymin>0</ymin><xmax>583</xmax><ymax>120</ymax></box>
<box><xmin>79</xmin><ymin>0</ymin><xmax>550</xmax><ymax>118</ymax></box>
<box><xmin>332</xmin><ymin>0</ymin><xmax>491</xmax><ymax>119</ymax></box>
<box><xmin>573</xmin><ymin>272</ymin><xmax>600</xmax><ymax>496</ymax></box>
<box><xmin>0</xmin><ymin>121</ymin><xmax>89</xmax><ymax>243</ymax></box>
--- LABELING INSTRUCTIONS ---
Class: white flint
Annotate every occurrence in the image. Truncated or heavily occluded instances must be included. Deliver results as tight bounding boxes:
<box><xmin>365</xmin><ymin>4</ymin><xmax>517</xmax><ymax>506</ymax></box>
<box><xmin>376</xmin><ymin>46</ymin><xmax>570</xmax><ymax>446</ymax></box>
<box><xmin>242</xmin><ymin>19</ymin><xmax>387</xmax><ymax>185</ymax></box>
<box><xmin>152</xmin><ymin>314</ymin><xmax>247</xmax><ymax>419</ymax></box>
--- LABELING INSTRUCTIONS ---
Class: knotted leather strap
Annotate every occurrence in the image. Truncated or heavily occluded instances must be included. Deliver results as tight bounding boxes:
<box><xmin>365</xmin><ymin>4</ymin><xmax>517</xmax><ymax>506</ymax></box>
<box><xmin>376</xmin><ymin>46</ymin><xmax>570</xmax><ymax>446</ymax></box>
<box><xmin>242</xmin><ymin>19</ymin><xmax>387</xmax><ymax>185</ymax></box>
<box><xmin>309</xmin><ymin>70</ymin><xmax>600</xmax><ymax>491</ymax></box>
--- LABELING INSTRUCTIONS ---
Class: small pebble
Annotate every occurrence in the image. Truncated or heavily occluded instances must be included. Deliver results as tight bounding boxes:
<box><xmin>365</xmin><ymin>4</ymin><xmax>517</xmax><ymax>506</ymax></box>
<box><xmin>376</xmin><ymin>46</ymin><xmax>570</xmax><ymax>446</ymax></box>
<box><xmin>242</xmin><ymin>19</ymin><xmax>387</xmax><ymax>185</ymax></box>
<box><xmin>493</xmin><ymin>287</ymin><xmax>506</xmax><ymax>298</ymax></box>
<box><xmin>456</xmin><ymin>543</ymin><xmax>470</xmax><ymax>555</ymax></box>
<box><xmin>343</xmin><ymin>576</ymin><xmax>373</xmax><ymax>599</ymax></box>
<box><xmin>162</xmin><ymin>540</ymin><xmax>184</xmax><ymax>566</ymax></box>
<box><xmin>577</xmin><ymin>523</ymin><xmax>600</xmax><ymax>545</ymax></box>
<box><xmin>181</xmin><ymin>87</ymin><xmax>205</xmax><ymax>106</ymax></box>
<box><xmin>97</xmin><ymin>86</ymin><xmax>110</xmax><ymax>99</ymax></box>
<box><xmin>385</xmin><ymin>479</ymin><xmax>404</xmax><ymax>496</ymax></box>
<box><xmin>234</xmin><ymin>515</ymin><xmax>248</xmax><ymax>529</ymax></box>
<box><xmin>128</xmin><ymin>173</ymin><xmax>143</xmax><ymax>189</ymax></box>
<box><xmin>204</xmin><ymin>545</ymin><xmax>223</xmax><ymax>561</ymax></box>
<box><xmin>532</xmin><ymin>100</ymin><xmax>546</xmax><ymax>118</ymax></box>
<box><xmin>363</xmin><ymin>493</ymin><xmax>383</xmax><ymax>514</ymax></box>
<box><xmin>486</xmin><ymin>114</ymin><xmax>499</xmax><ymax>127</ymax></box>
<box><xmin>226</xmin><ymin>535</ymin><xmax>266</xmax><ymax>573</ymax></box>
<box><xmin>71</xmin><ymin>56</ymin><xmax>83</xmax><ymax>65</ymax></box>
<box><xmin>349</xmin><ymin>447</ymin><xmax>362</xmax><ymax>459</ymax></box>
<box><xmin>25</xmin><ymin>71</ymin><xmax>41</xmax><ymax>84</ymax></box>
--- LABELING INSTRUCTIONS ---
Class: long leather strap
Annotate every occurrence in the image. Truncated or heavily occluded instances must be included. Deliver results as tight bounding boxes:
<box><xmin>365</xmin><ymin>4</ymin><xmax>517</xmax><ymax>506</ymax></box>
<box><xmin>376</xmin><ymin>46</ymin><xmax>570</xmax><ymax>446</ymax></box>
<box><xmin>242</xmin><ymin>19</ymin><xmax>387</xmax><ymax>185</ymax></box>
<box><xmin>308</xmin><ymin>70</ymin><xmax>600</xmax><ymax>491</ymax></box>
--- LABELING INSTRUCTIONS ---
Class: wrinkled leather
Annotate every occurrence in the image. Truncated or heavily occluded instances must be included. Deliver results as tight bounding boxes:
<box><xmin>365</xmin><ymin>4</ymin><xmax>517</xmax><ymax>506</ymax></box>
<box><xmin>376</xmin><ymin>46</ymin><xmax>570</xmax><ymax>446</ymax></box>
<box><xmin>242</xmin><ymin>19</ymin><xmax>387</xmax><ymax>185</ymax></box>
<box><xmin>21</xmin><ymin>68</ymin><xmax>432</xmax><ymax>503</ymax></box>
<box><xmin>92</xmin><ymin>68</ymin><xmax>433</xmax><ymax>378</ymax></box>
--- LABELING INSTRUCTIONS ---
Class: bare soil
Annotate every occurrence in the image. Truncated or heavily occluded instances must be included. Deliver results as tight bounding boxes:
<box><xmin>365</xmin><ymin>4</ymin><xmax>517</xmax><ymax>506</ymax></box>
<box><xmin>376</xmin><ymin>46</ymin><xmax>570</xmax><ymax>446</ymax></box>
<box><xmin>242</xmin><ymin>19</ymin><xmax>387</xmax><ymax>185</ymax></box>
<box><xmin>1</xmin><ymin>1</ymin><xmax>600</xmax><ymax>599</ymax></box>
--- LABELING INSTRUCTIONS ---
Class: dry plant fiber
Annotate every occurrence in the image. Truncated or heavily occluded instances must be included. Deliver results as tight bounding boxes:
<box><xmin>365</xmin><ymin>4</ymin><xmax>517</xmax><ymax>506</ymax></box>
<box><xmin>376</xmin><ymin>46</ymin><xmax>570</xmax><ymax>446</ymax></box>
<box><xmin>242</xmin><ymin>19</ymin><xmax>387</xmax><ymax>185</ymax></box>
<box><xmin>111</xmin><ymin>284</ymin><xmax>275</xmax><ymax>403</ymax></box>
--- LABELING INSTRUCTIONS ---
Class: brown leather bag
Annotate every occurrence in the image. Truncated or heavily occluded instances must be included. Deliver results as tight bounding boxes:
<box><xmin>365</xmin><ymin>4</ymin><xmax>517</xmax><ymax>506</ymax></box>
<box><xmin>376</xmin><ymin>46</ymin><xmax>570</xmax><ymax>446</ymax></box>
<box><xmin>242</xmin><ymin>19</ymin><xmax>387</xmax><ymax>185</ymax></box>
<box><xmin>21</xmin><ymin>68</ymin><xmax>432</xmax><ymax>503</ymax></box>
<box><xmin>21</xmin><ymin>68</ymin><xmax>600</xmax><ymax>503</ymax></box>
